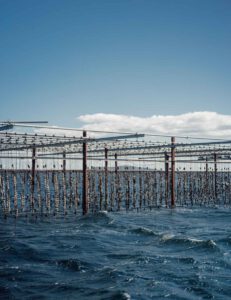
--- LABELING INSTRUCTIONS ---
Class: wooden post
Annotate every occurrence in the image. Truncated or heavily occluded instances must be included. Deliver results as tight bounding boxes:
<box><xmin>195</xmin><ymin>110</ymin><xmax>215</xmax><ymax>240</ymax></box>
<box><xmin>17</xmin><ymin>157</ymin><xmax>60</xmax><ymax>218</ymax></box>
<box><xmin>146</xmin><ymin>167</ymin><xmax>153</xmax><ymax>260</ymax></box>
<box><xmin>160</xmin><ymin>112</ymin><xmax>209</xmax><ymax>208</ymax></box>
<box><xmin>63</xmin><ymin>152</ymin><xmax>66</xmax><ymax>172</ymax></box>
<box><xmin>82</xmin><ymin>131</ymin><xmax>88</xmax><ymax>215</ymax></box>
<box><xmin>205</xmin><ymin>156</ymin><xmax>208</xmax><ymax>179</ymax></box>
<box><xmin>214</xmin><ymin>153</ymin><xmax>217</xmax><ymax>199</ymax></box>
<box><xmin>31</xmin><ymin>146</ymin><xmax>36</xmax><ymax>212</ymax></box>
<box><xmin>171</xmin><ymin>137</ymin><xmax>176</xmax><ymax>207</ymax></box>
<box><xmin>104</xmin><ymin>147</ymin><xmax>108</xmax><ymax>211</ymax></box>
<box><xmin>165</xmin><ymin>152</ymin><xmax>169</xmax><ymax>207</ymax></box>
<box><xmin>115</xmin><ymin>153</ymin><xmax>118</xmax><ymax>175</ymax></box>
<box><xmin>115</xmin><ymin>153</ymin><xmax>119</xmax><ymax>210</ymax></box>
<box><xmin>205</xmin><ymin>156</ymin><xmax>209</xmax><ymax>199</ymax></box>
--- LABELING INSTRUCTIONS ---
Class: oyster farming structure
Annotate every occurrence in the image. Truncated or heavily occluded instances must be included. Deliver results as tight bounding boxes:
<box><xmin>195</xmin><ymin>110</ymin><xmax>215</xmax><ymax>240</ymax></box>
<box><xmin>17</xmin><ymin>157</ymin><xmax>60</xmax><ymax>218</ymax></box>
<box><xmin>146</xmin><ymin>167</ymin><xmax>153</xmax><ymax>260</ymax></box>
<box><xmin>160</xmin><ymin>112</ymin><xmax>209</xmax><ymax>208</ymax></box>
<box><xmin>0</xmin><ymin>122</ymin><xmax>231</xmax><ymax>217</ymax></box>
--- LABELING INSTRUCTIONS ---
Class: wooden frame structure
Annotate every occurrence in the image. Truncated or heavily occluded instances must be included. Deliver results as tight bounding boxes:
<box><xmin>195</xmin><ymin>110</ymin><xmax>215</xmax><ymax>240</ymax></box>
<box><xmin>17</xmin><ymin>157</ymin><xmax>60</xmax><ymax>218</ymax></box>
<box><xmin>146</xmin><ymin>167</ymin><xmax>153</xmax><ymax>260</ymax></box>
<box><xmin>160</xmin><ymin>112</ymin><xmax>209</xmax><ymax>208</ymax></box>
<box><xmin>0</xmin><ymin>122</ymin><xmax>231</xmax><ymax>217</ymax></box>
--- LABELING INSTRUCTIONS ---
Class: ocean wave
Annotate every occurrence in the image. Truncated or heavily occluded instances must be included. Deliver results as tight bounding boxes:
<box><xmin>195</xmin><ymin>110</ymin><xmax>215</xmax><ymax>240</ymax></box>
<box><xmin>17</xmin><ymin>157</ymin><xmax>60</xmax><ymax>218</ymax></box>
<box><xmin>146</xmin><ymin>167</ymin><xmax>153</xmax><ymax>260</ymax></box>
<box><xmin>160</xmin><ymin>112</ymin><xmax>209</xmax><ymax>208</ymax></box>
<box><xmin>176</xmin><ymin>256</ymin><xmax>196</xmax><ymax>265</ymax></box>
<box><xmin>55</xmin><ymin>258</ymin><xmax>90</xmax><ymax>272</ymax></box>
<box><xmin>159</xmin><ymin>255</ymin><xmax>198</xmax><ymax>266</ymax></box>
<box><xmin>121</xmin><ymin>292</ymin><xmax>131</xmax><ymax>300</ymax></box>
<box><xmin>3</xmin><ymin>241</ymin><xmax>49</xmax><ymax>263</ymax></box>
<box><xmin>107</xmin><ymin>253</ymin><xmax>140</xmax><ymax>261</ymax></box>
<box><xmin>160</xmin><ymin>233</ymin><xmax>175</xmax><ymax>241</ymax></box>
<box><xmin>81</xmin><ymin>210</ymin><xmax>113</xmax><ymax>224</ymax></box>
<box><xmin>129</xmin><ymin>227</ymin><xmax>161</xmax><ymax>237</ymax></box>
<box><xmin>218</xmin><ymin>236</ymin><xmax>231</xmax><ymax>245</ymax></box>
<box><xmin>82</xmin><ymin>288</ymin><xmax>132</xmax><ymax>300</ymax></box>
<box><xmin>1</xmin><ymin>208</ymin><xmax>230</xmax><ymax>300</ymax></box>
<box><xmin>160</xmin><ymin>235</ymin><xmax>219</xmax><ymax>251</ymax></box>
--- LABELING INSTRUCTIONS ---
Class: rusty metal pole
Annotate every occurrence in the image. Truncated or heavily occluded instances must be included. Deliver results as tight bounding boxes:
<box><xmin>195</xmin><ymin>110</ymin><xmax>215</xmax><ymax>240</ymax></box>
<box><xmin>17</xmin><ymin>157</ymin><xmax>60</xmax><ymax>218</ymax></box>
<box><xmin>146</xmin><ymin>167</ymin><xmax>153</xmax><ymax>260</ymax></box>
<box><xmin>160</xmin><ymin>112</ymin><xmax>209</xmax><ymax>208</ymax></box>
<box><xmin>171</xmin><ymin>137</ymin><xmax>176</xmax><ymax>207</ymax></box>
<box><xmin>115</xmin><ymin>153</ymin><xmax>118</xmax><ymax>175</ymax></box>
<box><xmin>63</xmin><ymin>152</ymin><xmax>66</xmax><ymax>172</ymax></box>
<box><xmin>205</xmin><ymin>156</ymin><xmax>209</xmax><ymax>198</ymax></box>
<box><xmin>82</xmin><ymin>131</ymin><xmax>88</xmax><ymax>215</ymax></box>
<box><xmin>214</xmin><ymin>153</ymin><xmax>217</xmax><ymax>199</ymax></box>
<box><xmin>165</xmin><ymin>152</ymin><xmax>169</xmax><ymax>208</ymax></box>
<box><xmin>31</xmin><ymin>146</ymin><xmax>36</xmax><ymax>212</ymax></box>
<box><xmin>104</xmin><ymin>147</ymin><xmax>108</xmax><ymax>211</ymax></box>
<box><xmin>205</xmin><ymin>156</ymin><xmax>208</xmax><ymax>179</ymax></box>
<box><xmin>115</xmin><ymin>153</ymin><xmax>119</xmax><ymax>210</ymax></box>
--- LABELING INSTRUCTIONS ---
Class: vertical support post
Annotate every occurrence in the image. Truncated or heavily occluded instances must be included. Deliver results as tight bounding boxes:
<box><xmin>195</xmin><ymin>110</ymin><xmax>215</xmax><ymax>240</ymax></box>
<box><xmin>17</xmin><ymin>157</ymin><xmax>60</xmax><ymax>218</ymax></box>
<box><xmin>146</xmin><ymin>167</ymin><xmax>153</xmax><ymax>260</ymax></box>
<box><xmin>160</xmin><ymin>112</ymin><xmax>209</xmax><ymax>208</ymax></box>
<box><xmin>214</xmin><ymin>153</ymin><xmax>217</xmax><ymax>199</ymax></box>
<box><xmin>82</xmin><ymin>131</ymin><xmax>88</xmax><ymax>215</ymax></box>
<box><xmin>171</xmin><ymin>137</ymin><xmax>176</xmax><ymax>207</ymax></box>
<box><xmin>115</xmin><ymin>153</ymin><xmax>118</xmax><ymax>175</ymax></box>
<box><xmin>165</xmin><ymin>152</ymin><xmax>169</xmax><ymax>207</ymax></box>
<box><xmin>115</xmin><ymin>153</ymin><xmax>119</xmax><ymax>210</ymax></box>
<box><xmin>205</xmin><ymin>156</ymin><xmax>208</xmax><ymax>179</ymax></box>
<box><xmin>104</xmin><ymin>147</ymin><xmax>108</xmax><ymax>211</ymax></box>
<box><xmin>205</xmin><ymin>156</ymin><xmax>209</xmax><ymax>200</ymax></box>
<box><xmin>31</xmin><ymin>146</ymin><xmax>36</xmax><ymax>212</ymax></box>
<box><xmin>63</xmin><ymin>152</ymin><xmax>66</xmax><ymax>172</ymax></box>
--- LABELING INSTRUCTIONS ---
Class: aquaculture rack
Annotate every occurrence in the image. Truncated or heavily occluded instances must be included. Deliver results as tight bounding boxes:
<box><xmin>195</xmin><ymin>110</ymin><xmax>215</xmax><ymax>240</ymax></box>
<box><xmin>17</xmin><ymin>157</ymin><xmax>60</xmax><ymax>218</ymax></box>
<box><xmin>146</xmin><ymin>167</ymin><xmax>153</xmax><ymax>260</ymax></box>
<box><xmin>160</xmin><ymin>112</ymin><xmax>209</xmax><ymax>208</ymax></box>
<box><xmin>0</xmin><ymin>122</ymin><xmax>231</xmax><ymax>217</ymax></box>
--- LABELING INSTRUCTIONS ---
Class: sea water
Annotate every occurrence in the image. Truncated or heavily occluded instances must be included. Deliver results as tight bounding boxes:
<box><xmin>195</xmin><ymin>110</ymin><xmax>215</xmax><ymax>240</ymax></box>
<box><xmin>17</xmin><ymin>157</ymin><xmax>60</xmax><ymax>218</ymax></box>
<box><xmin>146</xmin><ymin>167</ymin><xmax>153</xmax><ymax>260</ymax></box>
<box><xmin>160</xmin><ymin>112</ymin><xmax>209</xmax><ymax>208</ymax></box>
<box><xmin>0</xmin><ymin>207</ymin><xmax>231</xmax><ymax>299</ymax></box>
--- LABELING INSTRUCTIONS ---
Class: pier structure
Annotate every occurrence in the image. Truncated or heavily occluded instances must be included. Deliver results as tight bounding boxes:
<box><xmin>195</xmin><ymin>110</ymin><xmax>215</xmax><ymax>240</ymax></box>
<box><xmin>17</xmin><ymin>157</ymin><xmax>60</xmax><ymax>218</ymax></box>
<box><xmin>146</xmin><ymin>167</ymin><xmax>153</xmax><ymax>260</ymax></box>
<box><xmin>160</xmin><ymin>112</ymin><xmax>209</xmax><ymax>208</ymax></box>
<box><xmin>0</xmin><ymin>122</ymin><xmax>231</xmax><ymax>217</ymax></box>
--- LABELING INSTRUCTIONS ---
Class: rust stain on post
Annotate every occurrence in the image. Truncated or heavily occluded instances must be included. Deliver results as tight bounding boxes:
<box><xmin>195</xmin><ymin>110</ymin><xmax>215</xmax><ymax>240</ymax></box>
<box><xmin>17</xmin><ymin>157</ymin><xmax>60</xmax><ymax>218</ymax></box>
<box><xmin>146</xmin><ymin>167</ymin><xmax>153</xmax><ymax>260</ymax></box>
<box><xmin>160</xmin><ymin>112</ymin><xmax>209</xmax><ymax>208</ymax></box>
<box><xmin>31</xmin><ymin>146</ymin><xmax>36</xmax><ymax>212</ymax></box>
<box><xmin>82</xmin><ymin>130</ymin><xmax>88</xmax><ymax>215</ymax></box>
<box><xmin>205</xmin><ymin>157</ymin><xmax>208</xmax><ymax>179</ymax></box>
<box><xmin>115</xmin><ymin>153</ymin><xmax>118</xmax><ymax>175</ymax></box>
<box><xmin>171</xmin><ymin>137</ymin><xmax>176</xmax><ymax>207</ymax></box>
<box><xmin>63</xmin><ymin>152</ymin><xmax>66</xmax><ymax>172</ymax></box>
<box><xmin>214</xmin><ymin>153</ymin><xmax>217</xmax><ymax>199</ymax></box>
<box><xmin>104</xmin><ymin>147</ymin><xmax>108</xmax><ymax>210</ymax></box>
<box><xmin>165</xmin><ymin>152</ymin><xmax>169</xmax><ymax>208</ymax></box>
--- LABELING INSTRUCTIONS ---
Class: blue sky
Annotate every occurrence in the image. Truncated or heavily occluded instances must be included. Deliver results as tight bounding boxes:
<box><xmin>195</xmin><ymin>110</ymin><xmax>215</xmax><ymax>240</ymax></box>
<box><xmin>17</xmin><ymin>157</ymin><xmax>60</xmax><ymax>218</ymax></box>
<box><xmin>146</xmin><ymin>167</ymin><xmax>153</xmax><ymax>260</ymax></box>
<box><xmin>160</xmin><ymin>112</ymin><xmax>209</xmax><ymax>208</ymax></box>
<box><xmin>0</xmin><ymin>0</ymin><xmax>231</xmax><ymax>129</ymax></box>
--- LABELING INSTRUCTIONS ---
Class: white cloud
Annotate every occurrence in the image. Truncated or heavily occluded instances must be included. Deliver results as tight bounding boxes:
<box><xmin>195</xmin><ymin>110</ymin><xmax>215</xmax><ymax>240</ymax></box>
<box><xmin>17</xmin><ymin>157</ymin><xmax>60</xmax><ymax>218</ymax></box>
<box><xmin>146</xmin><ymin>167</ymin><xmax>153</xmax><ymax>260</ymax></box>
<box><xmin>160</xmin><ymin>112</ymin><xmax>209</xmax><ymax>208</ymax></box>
<box><xmin>78</xmin><ymin>111</ymin><xmax>231</xmax><ymax>139</ymax></box>
<box><xmin>32</xmin><ymin>111</ymin><xmax>231</xmax><ymax>140</ymax></box>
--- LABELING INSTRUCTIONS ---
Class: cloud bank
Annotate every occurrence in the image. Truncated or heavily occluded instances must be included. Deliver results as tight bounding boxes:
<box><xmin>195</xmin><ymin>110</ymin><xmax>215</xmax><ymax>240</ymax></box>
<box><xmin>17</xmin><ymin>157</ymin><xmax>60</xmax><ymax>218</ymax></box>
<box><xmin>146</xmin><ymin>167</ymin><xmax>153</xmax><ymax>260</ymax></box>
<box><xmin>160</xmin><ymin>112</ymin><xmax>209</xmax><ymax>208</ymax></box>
<box><xmin>78</xmin><ymin>111</ymin><xmax>231</xmax><ymax>139</ymax></box>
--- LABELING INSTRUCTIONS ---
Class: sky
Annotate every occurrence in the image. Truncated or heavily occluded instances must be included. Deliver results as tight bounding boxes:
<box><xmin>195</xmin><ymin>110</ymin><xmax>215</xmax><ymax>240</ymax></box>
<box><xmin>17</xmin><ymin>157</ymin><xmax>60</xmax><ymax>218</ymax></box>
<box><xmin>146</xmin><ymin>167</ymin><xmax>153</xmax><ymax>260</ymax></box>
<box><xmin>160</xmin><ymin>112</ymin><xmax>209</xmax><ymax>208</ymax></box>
<box><xmin>0</xmin><ymin>0</ymin><xmax>231</xmax><ymax>137</ymax></box>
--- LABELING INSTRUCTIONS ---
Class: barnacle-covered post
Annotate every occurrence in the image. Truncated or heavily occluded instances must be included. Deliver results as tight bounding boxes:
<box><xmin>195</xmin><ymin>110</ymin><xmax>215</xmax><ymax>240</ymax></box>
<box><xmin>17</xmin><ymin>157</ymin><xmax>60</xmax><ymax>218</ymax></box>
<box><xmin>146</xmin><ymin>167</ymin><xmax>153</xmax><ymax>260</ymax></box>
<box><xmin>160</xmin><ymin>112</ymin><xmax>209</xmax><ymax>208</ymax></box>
<box><xmin>115</xmin><ymin>153</ymin><xmax>119</xmax><ymax>209</ymax></box>
<box><xmin>31</xmin><ymin>146</ymin><xmax>36</xmax><ymax>212</ymax></box>
<box><xmin>171</xmin><ymin>137</ymin><xmax>176</xmax><ymax>207</ymax></box>
<box><xmin>104</xmin><ymin>147</ymin><xmax>108</xmax><ymax>211</ymax></box>
<box><xmin>115</xmin><ymin>153</ymin><xmax>118</xmax><ymax>175</ymax></box>
<box><xmin>165</xmin><ymin>152</ymin><xmax>169</xmax><ymax>207</ymax></box>
<box><xmin>63</xmin><ymin>152</ymin><xmax>66</xmax><ymax>172</ymax></box>
<box><xmin>214</xmin><ymin>153</ymin><xmax>217</xmax><ymax>200</ymax></box>
<box><xmin>205</xmin><ymin>156</ymin><xmax>209</xmax><ymax>201</ymax></box>
<box><xmin>82</xmin><ymin>130</ymin><xmax>88</xmax><ymax>215</ymax></box>
<box><xmin>205</xmin><ymin>156</ymin><xmax>208</xmax><ymax>179</ymax></box>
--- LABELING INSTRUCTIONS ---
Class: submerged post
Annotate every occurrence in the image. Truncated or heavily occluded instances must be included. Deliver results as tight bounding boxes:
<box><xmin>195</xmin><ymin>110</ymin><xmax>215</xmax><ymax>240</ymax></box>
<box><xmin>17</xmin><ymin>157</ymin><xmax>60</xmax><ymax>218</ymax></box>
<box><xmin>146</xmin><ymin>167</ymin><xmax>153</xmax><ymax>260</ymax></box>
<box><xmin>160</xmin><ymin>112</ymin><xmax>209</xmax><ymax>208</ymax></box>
<box><xmin>104</xmin><ymin>147</ymin><xmax>108</xmax><ymax>211</ymax></box>
<box><xmin>63</xmin><ymin>152</ymin><xmax>66</xmax><ymax>172</ymax></box>
<box><xmin>205</xmin><ymin>156</ymin><xmax>209</xmax><ymax>198</ymax></box>
<box><xmin>171</xmin><ymin>137</ymin><xmax>176</xmax><ymax>207</ymax></box>
<box><xmin>205</xmin><ymin>156</ymin><xmax>208</xmax><ymax>179</ymax></box>
<box><xmin>165</xmin><ymin>152</ymin><xmax>169</xmax><ymax>207</ymax></box>
<box><xmin>31</xmin><ymin>146</ymin><xmax>36</xmax><ymax>212</ymax></box>
<box><xmin>82</xmin><ymin>130</ymin><xmax>88</xmax><ymax>215</ymax></box>
<box><xmin>214</xmin><ymin>153</ymin><xmax>217</xmax><ymax>199</ymax></box>
<box><xmin>115</xmin><ymin>153</ymin><xmax>118</xmax><ymax>175</ymax></box>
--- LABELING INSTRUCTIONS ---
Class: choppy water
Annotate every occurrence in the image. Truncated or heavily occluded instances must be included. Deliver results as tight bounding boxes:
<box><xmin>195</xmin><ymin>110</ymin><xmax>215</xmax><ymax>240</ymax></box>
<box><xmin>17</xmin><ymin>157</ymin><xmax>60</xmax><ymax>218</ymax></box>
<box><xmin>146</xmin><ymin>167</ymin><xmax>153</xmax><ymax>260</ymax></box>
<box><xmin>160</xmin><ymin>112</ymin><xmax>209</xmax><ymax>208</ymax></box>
<box><xmin>0</xmin><ymin>208</ymin><xmax>231</xmax><ymax>299</ymax></box>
